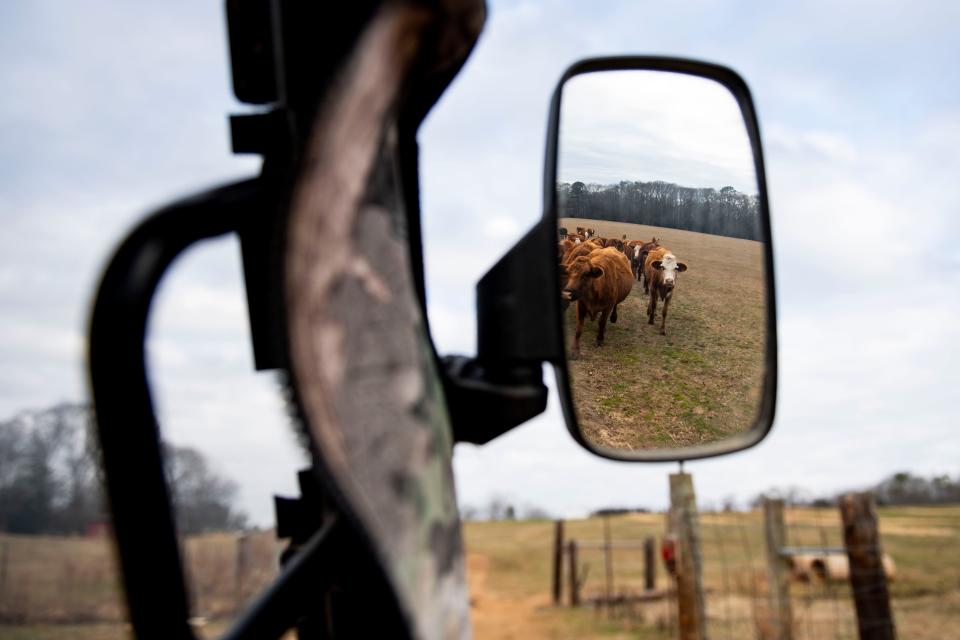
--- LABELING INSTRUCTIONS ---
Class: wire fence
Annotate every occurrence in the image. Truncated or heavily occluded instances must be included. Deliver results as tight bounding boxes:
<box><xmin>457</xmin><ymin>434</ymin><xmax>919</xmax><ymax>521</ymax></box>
<box><xmin>0</xmin><ymin>530</ymin><xmax>280</xmax><ymax>626</ymax></box>
<box><xmin>697</xmin><ymin>508</ymin><xmax>860</xmax><ymax>640</ymax></box>
<box><xmin>553</xmin><ymin>494</ymin><xmax>923</xmax><ymax>640</ymax></box>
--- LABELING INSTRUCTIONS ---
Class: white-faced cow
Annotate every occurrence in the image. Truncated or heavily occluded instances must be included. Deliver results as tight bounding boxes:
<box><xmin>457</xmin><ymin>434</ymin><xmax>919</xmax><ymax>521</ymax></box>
<box><xmin>644</xmin><ymin>247</ymin><xmax>688</xmax><ymax>335</ymax></box>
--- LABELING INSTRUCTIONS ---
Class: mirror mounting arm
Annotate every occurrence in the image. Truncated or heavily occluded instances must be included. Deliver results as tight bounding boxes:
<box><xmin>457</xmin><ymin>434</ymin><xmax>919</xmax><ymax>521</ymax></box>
<box><xmin>443</xmin><ymin>356</ymin><xmax>547</xmax><ymax>445</ymax></box>
<box><xmin>476</xmin><ymin>217</ymin><xmax>564</xmax><ymax>362</ymax></box>
<box><xmin>445</xmin><ymin>216</ymin><xmax>564</xmax><ymax>444</ymax></box>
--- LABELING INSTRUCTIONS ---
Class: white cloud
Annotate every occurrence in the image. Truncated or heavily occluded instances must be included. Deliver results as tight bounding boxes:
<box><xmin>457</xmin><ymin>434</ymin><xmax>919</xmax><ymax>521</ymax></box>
<box><xmin>560</xmin><ymin>70</ymin><xmax>756</xmax><ymax>192</ymax></box>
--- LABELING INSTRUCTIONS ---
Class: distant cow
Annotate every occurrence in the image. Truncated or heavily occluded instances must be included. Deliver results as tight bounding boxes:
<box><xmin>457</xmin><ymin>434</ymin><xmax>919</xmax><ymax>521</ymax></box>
<box><xmin>559</xmin><ymin>227</ymin><xmax>568</xmax><ymax>239</ymax></box>
<box><xmin>576</xmin><ymin>226</ymin><xmax>596</xmax><ymax>239</ymax></box>
<box><xmin>561</xmin><ymin>247</ymin><xmax>634</xmax><ymax>357</ymax></box>
<box><xmin>637</xmin><ymin>237</ymin><xmax>661</xmax><ymax>289</ymax></box>
<box><xmin>644</xmin><ymin>248</ymin><xmax>688</xmax><ymax>335</ymax></box>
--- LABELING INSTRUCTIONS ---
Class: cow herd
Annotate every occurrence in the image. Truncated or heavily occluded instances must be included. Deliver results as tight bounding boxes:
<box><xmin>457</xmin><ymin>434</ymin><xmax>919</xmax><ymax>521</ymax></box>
<box><xmin>558</xmin><ymin>227</ymin><xmax>689</xmax><ymax>357</ymax></box>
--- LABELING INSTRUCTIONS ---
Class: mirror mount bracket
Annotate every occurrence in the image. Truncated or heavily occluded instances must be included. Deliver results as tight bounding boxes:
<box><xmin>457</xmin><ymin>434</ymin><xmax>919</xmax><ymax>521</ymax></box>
<box><xmin>443</xmin><ymin>212</ymin><xmax>565</xmax><ymax>445</ymax></box>
<box><xmin>442</xmin><ymin>355</ymin><xmax>547</xmax><ymax>445</ymax></box>
<box><xmin>476</xmin><ymin>217</ymin><xmax>564</xmax><ymax>362</ymax></box>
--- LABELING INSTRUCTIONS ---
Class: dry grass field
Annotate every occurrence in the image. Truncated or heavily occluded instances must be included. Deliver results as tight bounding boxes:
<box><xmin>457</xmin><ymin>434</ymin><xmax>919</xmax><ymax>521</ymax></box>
<box><xmin>560</xmin><ymin>218</ymin><xmax>767</xmax><ymax>451</ymax></box>
<box><xmin>0</xmin><ymin>530</ymin><xmax>279</xmax><ymax>640</ymax></box>
<box><xmin>465</xmin><ymin>505</ymin><xmax>960</xmax><ymax>640</ymax></box>
<box><xmin>0</xmin><ymin>506</ymin><xmax>956</xmax><ymax>638</ymax></box>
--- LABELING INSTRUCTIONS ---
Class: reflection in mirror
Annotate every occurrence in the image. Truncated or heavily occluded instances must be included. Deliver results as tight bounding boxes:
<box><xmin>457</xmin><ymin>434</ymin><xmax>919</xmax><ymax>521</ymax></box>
<box><xmin>557</xmin><ymin>70</ymin><xmax>767</xmax><ymax>455</ymax></box>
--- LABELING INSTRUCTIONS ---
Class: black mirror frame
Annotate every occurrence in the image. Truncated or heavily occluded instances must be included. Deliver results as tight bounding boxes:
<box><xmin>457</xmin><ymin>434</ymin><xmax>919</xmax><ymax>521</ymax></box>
<box><xmin>545</xmin><ymin>56</ymin><xmax>778</xmax><ymax>462</ymax></box>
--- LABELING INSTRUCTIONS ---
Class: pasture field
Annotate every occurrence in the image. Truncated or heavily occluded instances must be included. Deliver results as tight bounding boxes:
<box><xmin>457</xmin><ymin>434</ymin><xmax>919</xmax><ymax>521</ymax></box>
<box><xmin>0</xmin><ymin>530</ymin><xmax>279</xmax><ymax>640</ymax></box>
<box><xmin>560</xmin><ymin>218</ymin><xmax>767</xmax><ymax>451</ymax></box>
<box><xmin>0</xmin><ymin>506</ymin><xmax>956</xmax><ymax>638</ymax></box>
<box><xmin>464</xmin><ymin>505</ymin><xmax>960</xmax><ymax>639</ymax></box>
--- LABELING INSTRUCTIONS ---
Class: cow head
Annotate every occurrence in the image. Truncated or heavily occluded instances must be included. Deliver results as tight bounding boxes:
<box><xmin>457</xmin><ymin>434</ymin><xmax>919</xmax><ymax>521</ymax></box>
<box><xmin>561</xmin><ymin>256</ymin><xmax>603</xmax><ymax>301</ymax></box>
<box><xmin>651</xmin><ymin>253</ymin><xmax>687</xmax><ymax>290</ymax></box>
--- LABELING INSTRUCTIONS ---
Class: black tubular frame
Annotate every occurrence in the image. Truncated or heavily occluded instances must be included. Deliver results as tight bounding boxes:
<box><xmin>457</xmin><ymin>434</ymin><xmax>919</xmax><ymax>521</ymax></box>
<box><xmin>88</xmin><ymin>178</ymin><xmax>268</xmax><ymax>639</ymax></box>
<box><xmin>543</xmin><ymin>56</ymin><xmax>778</xmax><ymax>463</ymax></box>
<box><xmin>88</xmin><ymin>178</ymin><xmax>410</xmax><ymax>640</ymax></box>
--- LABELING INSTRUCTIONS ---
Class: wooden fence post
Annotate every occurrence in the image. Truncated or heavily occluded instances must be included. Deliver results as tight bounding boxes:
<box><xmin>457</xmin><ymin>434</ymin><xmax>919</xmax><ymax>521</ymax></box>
<box><xmin>235</xmin><ymin>533</ymin><xmax>250</xmax><ymax>613</ymax></box>
<box><xmin>0</xmin><ymin>541</ymin><xmax>7</xmax><ymax>611</ymax></box>
<box><xmin>644</xmin><ymin>536</ymin><xmax>656</xmax><ymax>591</ymax></box>
<box><xmin>840</xmin><ymin>492</ymin><xmax>895</xmax><ymax>640</ymax></box>
<box><xmin>670</xmin><ymin>472</ymin><xmax>706</xmax><ymax>640</ymax></box>
<box><xmin>763</xmin><ymin>498</ymin><xmax>793</xmax><ymax>640</ymax></box>
<box><xmin>552</xmin><ymin>520</ymin><xmax>564</xmax><ymax>605</ymax></box>
<box><xmin>568</xmin><ymin>540</ymin><xmax>580</xmax><ymax>607</ymax></box>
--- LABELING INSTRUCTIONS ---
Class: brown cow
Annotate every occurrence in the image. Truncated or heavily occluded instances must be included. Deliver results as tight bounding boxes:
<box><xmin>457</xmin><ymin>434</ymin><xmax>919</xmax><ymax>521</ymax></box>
<box><xmin>644</xmin><ymin>248</ymin><xmax>688</xmax><ymax>335</ymax></box>
<box><xmin>602</xmin><ymin>237</ymin><xmax>625</xmax><ymax>252</ymax></box>
<box><xmin>636</xmin><ymin>237</ymin><xmax>661</xmax><ymax>289</ymax></box>
<box><xmin>561</xmin><ymin>247</ymin><xmax>634</xmax><ymax>357</ymax></box>
<box><xmin>563</xmin><ymin>240</ymin><xmax>595</xmax><ymax>265</ymax></box>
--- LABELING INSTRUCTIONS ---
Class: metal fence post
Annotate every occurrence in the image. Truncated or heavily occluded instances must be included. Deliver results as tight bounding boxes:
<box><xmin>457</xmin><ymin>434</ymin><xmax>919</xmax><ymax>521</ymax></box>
<box><xmin>644</xmin><ymin>536</ymin><xmax>656</xmax><ymax>591</ymax></box>
<box><xmin>603</xmin><ymin>515</ymin><xmax>613</xmax><ymax>610</ymax></box>
<box><xmin>763</xmin><ymin>498</ymin><xmax>793</xmax><ymax>640</ymax></box>
<box><xmin>568</xmin><ymin>540</ymin><xmax>580</xmax><ymax>607</ymax></box>
<box><xmin>552</xmin><ymin>520</ymin><xmax>564</xmax><ymax>605</ymax></box>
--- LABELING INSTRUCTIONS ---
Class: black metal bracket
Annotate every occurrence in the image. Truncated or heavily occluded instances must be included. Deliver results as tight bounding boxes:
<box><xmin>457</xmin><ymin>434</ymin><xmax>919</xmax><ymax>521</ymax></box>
<box><xmin>475</xmin><ymin>217</ymin><xmax>565</xmax><ymax>364</ymax></box>
<box><xmin>443</xmin><ymin>356</ymin><xmax>547</xmax><ymax>445</ymax></box>
<box><xmin>445</xmin><ymin>210</ymin><xmax>564</xmax><ymax>444</ymax></box>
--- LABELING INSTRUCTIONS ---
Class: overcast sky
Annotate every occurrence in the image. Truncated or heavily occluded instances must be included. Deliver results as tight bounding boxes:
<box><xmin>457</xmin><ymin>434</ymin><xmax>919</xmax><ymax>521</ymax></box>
<box><xmin>559</xmin><ymin>69</ymin><xmax>757</xmax><ymax>192</ymax></box>
<box><xmin>2</xmin><ymin>1</ymin><xmax>958</xmax><ymax>526</ymax></box>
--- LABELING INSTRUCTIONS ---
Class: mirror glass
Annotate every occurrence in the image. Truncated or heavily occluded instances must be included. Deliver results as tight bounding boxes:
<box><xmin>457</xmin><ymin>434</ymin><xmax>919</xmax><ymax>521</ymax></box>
<box><xmin>556</xmin><ymin>69</ymin><xmax>768</xmax><ymax>456</ymax></box>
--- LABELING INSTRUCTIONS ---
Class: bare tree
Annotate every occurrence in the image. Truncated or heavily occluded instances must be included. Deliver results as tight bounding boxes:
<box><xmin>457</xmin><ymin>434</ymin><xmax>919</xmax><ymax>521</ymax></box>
<box><xmin>0</xmin><ymin>403</ymin><xmax>100</xmax><ymax>534</ymax></box>
<box><xmin>164</xmin><ymin>442</ymin><xmax>248</xmax><ymax>534</ymax></box>
<box><xmin>0</xmin><ymin>403</ymin><xmax>247</xmax><ymax>535</ymax></box>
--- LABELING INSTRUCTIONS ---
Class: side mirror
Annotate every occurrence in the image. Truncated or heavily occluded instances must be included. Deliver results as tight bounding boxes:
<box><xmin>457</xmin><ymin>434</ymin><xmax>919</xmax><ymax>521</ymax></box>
<box><xmin>546</xmin><ymin>58</ymin><xmax>777</xmax><ymax>461</ymax></box>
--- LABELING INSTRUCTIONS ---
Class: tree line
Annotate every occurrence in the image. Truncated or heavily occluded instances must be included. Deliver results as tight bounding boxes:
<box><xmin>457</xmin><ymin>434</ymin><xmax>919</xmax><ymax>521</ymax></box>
<box><xmin>0</xmin><ymin>403</ymin><xmax>247</xmax><ymax>535</ymax></box>
<box><xmin>559</xmin><ymin>179</ymin><xmax>761</xmax><ymax>241</ymax></box>
<box><xmin>459</xmin><ymin>496</ymin><xmax>551</xmax><ymax>522</ymax></box>
<box><xmin>753</xmin><ymin>471</ymin><xmax>960</xmax><ymax>508</ymax></box>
